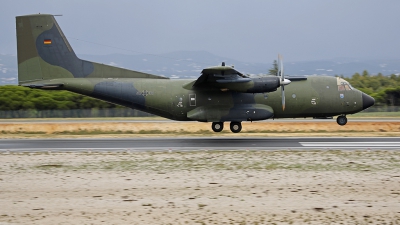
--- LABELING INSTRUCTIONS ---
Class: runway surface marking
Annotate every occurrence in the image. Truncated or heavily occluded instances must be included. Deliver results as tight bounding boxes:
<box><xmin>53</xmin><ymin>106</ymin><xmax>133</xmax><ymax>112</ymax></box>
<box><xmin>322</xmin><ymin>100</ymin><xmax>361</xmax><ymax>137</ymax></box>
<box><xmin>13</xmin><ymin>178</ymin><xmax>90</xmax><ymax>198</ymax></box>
<box><xmin>301</xmin><ymin>142</ymin><xmax>400</xmax><ymax>148</ymax></box>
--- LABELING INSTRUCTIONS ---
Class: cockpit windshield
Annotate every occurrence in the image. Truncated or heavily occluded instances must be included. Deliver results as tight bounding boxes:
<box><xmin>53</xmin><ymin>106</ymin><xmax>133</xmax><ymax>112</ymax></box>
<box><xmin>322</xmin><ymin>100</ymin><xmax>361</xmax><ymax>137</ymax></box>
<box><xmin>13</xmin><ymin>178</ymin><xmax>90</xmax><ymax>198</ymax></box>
<box><xmin>337</xmin><ymin>78</ymin><xmax>352</xmax><ymax>91</ymax></box>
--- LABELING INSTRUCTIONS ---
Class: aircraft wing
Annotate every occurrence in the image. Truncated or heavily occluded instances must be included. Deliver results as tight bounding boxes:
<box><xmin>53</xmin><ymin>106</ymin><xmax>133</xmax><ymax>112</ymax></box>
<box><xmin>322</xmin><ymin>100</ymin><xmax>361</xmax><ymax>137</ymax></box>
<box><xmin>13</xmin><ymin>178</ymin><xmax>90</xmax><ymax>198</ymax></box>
<box><xmin>185</xmin><ymin>64</ymin><xmax>306</xmax><ymax>93</ymax></box>
<box><xmin>193</xmin><ymin>65</ymin><xmax>251</xmax><ymax>87</ymax></box>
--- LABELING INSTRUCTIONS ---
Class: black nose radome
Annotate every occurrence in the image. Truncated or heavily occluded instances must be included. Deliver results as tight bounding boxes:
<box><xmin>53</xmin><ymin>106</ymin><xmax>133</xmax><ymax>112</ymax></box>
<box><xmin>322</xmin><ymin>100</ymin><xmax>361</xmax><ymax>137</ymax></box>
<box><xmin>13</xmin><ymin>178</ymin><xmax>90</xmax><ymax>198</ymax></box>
<box><xmin>362</xmin><ymin>93</ymin><xmax>375</xmax><ymax>110</ymax></box>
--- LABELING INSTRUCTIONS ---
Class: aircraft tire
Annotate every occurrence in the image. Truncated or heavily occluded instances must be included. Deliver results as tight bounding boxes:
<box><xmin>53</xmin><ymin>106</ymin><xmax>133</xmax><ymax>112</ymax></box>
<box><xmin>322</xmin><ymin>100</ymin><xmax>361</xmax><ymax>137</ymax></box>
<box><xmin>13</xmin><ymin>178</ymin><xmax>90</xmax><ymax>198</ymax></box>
<box><xmin>336</xmin><ymin>116</ymin><xmax>347</xmax><ymax>126</ymax></box>
<box><xmin>230</xmin><ymin>122</ymin><xmax>242</xmax><ymax>133</ymax></box>
<box><xmin>212</xmin><ymin>122</ymin><xmax>224</xmax><ymax>132</ymax></box>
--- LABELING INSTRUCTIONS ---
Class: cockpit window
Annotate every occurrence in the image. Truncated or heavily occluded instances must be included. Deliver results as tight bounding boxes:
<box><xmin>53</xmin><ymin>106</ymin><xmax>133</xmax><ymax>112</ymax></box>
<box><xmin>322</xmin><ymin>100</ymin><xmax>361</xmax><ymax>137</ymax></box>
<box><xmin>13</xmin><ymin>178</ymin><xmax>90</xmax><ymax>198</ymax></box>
<box><xmin>337</xmin><ymin>78</ymin><xmax>352</xmax><ymax>91</ymax></box>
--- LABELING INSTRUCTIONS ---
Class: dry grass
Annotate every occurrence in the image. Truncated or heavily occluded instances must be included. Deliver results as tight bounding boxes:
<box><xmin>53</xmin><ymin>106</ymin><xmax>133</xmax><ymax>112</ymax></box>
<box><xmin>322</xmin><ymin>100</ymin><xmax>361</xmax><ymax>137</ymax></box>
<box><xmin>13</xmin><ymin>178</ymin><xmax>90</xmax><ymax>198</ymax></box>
<box><xmin>0</xmin><ymin>121</ymin><xmax>399</xmax><ymax>138</ymax></box>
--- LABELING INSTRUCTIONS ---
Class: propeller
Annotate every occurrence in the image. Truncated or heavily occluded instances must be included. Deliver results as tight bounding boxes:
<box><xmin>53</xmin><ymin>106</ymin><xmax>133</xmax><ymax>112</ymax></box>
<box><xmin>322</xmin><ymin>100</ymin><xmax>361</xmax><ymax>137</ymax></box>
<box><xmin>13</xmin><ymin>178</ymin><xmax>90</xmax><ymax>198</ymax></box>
<box><xmin>277</xmin><ymin>54</ymin><xmax>291</xmax><ymax>111</ymax></box>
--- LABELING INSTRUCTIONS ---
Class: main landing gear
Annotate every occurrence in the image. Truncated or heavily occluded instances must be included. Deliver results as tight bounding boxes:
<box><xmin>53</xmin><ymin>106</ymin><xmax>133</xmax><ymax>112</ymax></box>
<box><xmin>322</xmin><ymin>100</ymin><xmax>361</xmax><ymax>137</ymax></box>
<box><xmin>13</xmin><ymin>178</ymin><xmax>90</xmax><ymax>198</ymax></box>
<box><xmin>211</xmin><ymin>122</ymin><xmax>224</xmax><ymax>132</ymax></box>
<box><xmin>336</xmin><ymin>115</ymin><xmax>347</xmax><ymax>126</ymax></box>
<box><xmin>230</xmin><ymin>122</ymin><xmax>242</xmax><ymax>133</ymax></box>
<box><xmin>211</xmin><ymin>122</ymin><xmax>242</xmax><ymax>133</ymax></box>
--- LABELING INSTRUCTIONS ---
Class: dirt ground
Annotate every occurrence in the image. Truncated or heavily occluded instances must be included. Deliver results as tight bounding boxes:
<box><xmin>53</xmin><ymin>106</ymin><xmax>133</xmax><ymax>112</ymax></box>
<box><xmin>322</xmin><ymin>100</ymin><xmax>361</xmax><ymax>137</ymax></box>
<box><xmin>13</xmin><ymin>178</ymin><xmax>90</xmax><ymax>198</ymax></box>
<box><xmin>0</xmin><ymin>121</ymin><xmax>399</xmax><ymax>138</ymax></box>
<box><xmin>1</xmin><ymin>150</ymin><xmax>400</xmax><ymax>224</ymax></box>
<box><xmin>1</xmin><ymin>120</ymin><xmax>400</xmax><ymax>224</ymax></box>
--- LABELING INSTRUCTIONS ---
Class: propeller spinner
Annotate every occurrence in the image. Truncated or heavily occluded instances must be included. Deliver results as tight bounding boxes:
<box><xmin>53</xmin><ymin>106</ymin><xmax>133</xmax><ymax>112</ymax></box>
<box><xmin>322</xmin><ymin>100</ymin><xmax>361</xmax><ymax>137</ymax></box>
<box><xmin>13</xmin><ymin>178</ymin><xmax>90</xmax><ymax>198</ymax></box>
<box><xmin>277</xmin><ymin>54</ymin><xmax>291</xmax><ymax>111</ymax></box>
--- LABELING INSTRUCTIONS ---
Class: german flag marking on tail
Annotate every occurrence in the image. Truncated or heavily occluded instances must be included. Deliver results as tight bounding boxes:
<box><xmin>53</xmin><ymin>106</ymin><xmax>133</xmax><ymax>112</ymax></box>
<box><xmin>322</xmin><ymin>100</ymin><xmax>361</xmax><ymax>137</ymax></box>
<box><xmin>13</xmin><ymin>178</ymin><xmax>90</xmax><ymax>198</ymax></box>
<box><xmin>43</xmin><ymin>39</ymin><xmax>52</xmax><ymax>45</ymax></box>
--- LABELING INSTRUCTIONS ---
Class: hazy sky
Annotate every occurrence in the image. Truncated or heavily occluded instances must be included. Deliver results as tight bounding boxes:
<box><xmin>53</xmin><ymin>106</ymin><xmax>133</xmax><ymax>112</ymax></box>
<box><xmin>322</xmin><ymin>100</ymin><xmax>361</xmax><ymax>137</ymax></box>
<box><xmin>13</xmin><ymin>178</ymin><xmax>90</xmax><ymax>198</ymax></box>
<box><xmin>1</xmin><ymin>0</ymin><xmax>399</xmax><ymax>63</ymax></box>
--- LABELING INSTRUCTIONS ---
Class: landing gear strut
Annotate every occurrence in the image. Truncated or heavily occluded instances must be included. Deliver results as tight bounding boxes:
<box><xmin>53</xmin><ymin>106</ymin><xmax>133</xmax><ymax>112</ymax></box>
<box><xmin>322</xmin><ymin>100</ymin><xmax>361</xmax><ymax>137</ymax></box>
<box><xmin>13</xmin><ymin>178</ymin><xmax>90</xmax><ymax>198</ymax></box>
<box><xmin>336</xmin><ymin>115</ymin><xmax>347</xmax><ymax>126</ymax></box>
<box><xmin>230</xmin><ymin>122</ymin><xmax>242</xmax><ymax>133</ymax></box>
<box><xmin>211</xmin><ymin>122</ymin><xmax>224</xmax><ymax>132</ymax></box>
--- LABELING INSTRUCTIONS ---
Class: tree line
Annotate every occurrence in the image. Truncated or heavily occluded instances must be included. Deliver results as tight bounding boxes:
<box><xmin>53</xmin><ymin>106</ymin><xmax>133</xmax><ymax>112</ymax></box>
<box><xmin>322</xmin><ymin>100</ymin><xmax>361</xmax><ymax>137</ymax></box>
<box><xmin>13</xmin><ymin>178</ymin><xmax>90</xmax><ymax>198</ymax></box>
<box><xmin>0</xmin><ymin>86</ymin><xmax>154</xmax><ymax>118</ymax></box>
<box><xmin>343</xmin><ymin>70</ymin><xmax>400</xmax><ymax>106</ymax></box>
<box><xmin>0</xmin><ymin>71</ymin><xmax>399</xmax><ymax>112</ymax></box>
<box><xmin>0</xmin><ymin>86</ymin><xmax>117</xmax><ymax>111</ymax></box>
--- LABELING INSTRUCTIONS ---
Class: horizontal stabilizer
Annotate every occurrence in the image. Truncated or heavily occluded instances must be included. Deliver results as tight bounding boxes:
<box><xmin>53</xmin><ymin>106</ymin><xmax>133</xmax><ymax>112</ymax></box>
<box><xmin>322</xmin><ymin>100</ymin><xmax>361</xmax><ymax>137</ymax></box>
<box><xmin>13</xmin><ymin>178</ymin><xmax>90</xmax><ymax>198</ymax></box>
<box><xmin>21</xmin><ymin>83</ymin><xmax>64</xmax><ymax>89</ymax></box>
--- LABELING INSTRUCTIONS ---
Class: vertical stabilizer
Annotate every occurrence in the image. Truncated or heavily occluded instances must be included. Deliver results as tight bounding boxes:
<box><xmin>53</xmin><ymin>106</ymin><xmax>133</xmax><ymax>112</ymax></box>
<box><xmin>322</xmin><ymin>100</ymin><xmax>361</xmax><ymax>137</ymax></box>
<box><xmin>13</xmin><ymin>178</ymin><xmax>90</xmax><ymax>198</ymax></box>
<box><xmin>16</xmin><ymin>14</ymin><xmax>167</xmax><ymax>85</ymax></box>
<box><xmin>16</xmin><ymin>14</ymin><xmax>78</xmax><ymax>84</ymax></box>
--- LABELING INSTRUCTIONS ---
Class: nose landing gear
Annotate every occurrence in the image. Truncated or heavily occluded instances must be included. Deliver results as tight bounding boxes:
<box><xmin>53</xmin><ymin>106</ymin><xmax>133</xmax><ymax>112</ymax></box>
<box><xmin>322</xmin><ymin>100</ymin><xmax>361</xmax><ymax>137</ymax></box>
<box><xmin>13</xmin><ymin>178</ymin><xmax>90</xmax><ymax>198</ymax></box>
<box><xmin>336</xmin><ymin>115</ymin><xmax>347</xmax><ymax>126</ymax></box>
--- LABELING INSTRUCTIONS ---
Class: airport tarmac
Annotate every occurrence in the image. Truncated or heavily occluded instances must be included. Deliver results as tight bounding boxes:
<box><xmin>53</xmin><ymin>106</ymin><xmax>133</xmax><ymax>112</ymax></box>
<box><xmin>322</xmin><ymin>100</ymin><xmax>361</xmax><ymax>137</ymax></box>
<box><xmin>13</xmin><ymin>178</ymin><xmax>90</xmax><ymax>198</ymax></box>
<box><xmin>0</xmin><ymin>118</ymin><xmax>399</xmax><ymax>123</ymax></box>
<box><xmin>1</xmin><ymin>143</ymin><xmax>400</xmax><ymax>224</ymax></box>
<box><xmin>1</xmin><ymin>137</ymin><xmax>400</xmax><ymax>152</ymax></box>
<box><xmin>2</xmin><ymin>119</ymin><xmax>400</xmax><ymax>224</ymax></box>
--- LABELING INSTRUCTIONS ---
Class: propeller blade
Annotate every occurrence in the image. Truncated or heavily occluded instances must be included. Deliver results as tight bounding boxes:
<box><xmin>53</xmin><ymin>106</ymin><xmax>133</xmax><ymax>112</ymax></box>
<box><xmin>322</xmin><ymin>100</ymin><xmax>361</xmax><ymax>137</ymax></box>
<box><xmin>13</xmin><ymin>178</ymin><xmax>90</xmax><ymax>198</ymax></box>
<box><xmin>278</xmin><ymin>54</ymin><xmax>287</xmax><ymax>111</ymax></box>
<box><xmin>282</xmin><ymin>85</ymin><xmax>285</xmax><ymax>111</ymax></box>
<box><xmin>279</xmin><ymin>54</ymin><xmax>284</xmax><ymax>82</ymax></box>
<box><xmin>277</xmin><ymin>54</ymin><xmax>282</xmax><ymax>77</ymax></box>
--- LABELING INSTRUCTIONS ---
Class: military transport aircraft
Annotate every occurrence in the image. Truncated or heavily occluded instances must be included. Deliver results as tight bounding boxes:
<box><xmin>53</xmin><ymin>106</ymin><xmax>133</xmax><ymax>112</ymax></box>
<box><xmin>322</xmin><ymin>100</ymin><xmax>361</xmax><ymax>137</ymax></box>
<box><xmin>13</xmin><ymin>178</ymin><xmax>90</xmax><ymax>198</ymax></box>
<box><xmin>16</xmin><ymin>14</ymin><xmax>375</xmax><ymax>133</ymax></box>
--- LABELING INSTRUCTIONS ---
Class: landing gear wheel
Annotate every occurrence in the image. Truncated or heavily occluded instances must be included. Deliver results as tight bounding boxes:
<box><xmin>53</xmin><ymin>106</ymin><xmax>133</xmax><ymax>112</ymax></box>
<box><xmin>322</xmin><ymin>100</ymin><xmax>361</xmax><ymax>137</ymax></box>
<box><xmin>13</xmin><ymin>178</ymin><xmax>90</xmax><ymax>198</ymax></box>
<box><xmin>336</xmin><ymin>115</ymin><xmax>347</xmax><ymax>126</ymax></box>
<box><xmin>230</xmin><ymin>122</ymin><xmax>242</xmax><ymax>133</ymax></box>
<box><xmin>212</xmin><ymin>122</ymin><xmax>224</xmax><ymax>132</ymax></box>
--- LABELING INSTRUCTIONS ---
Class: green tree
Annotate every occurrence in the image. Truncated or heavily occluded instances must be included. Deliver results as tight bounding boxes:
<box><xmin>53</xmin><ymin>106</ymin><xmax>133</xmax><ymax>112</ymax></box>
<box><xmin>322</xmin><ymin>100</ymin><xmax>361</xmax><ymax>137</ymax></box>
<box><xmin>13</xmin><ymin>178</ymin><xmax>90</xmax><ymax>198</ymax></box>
<box><xmin>269</xmin><ymin>60</ymin><xmax>278</xmax><ymax>75</ymax></box>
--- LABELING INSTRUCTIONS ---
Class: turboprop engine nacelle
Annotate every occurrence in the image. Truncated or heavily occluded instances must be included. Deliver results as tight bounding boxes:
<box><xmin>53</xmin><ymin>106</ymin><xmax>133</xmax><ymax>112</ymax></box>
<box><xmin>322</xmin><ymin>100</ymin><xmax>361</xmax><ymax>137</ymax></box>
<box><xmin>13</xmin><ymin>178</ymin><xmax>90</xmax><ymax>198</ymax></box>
<box><xmin>246</xmin><ymin>76</ymin><xmax>280</xmax><ymax>93</ymax></box>
<box><xmin>215</xmin><ymin>76</ymin><xmax>280</xmax><ymax>93</ymax></box>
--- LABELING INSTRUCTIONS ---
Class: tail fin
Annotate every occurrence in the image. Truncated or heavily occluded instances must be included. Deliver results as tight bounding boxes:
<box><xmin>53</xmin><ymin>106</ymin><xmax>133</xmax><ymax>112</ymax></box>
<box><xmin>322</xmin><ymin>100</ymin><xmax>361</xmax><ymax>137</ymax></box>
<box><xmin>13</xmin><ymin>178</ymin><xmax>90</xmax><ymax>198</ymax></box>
<box><xmin>16</xmin><ymin>14</ymin><xmax>167</xmax><ymax>85</ymax></box>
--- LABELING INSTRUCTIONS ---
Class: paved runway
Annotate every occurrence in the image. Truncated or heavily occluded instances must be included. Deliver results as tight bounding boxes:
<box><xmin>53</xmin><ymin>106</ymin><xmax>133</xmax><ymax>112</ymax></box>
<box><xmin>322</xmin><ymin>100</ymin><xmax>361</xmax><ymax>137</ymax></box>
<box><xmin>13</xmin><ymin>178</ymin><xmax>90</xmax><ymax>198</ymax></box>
<box><xmin>0</xmin><ymin>118</ymin><xmax>399</xmax><ymax>123</ymax></box>
<box><xmin>1</xmin><ymin>137</ymin><xmax>400</xmax><ymax>152</ymax></box>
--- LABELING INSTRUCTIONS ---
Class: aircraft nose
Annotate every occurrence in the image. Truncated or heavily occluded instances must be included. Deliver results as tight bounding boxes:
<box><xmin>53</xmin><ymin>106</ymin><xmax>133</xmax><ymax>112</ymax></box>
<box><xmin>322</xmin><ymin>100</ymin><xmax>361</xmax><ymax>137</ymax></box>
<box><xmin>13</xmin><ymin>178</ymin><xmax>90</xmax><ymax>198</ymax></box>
<box><xmin>362</xmin><ymin>93</ymin><xmax>375</xmax><ymax>110</ymax></box>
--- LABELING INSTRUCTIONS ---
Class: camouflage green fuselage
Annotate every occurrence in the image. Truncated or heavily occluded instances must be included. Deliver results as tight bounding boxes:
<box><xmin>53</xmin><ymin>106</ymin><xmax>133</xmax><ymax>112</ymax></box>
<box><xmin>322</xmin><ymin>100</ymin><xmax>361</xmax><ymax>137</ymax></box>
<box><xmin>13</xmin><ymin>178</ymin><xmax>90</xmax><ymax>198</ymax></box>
<box><xmin>44</xmin><ymin>76</ymin><xmax>363</xmax><ymax>122</ymax></box>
